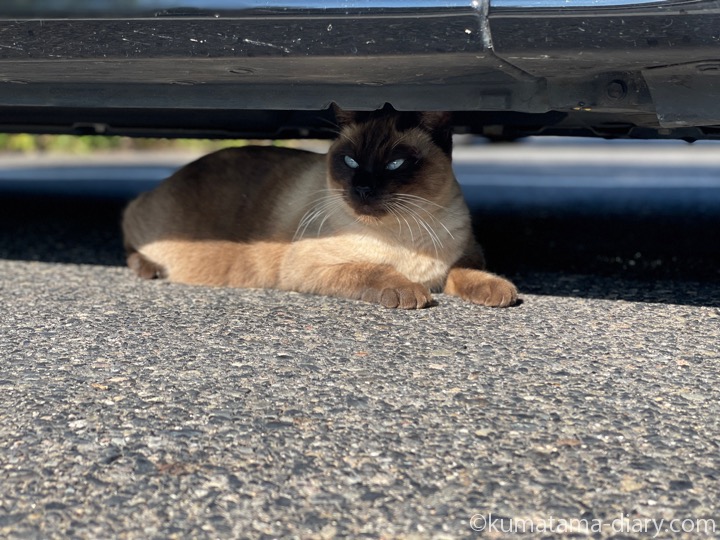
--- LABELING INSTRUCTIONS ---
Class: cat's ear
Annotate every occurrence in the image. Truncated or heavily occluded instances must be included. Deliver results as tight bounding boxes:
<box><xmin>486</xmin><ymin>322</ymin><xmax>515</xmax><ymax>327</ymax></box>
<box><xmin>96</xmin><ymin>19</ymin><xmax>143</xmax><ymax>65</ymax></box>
<box><xmin>419</xmin><ymin>111</ymin><xmax>452</xmax><ymax>132</ymax></box>
<box><xmin>419</xmin><ymin>112</ymin><xmax>453</xmax><ymax>156</ymax></box>
<box><xmin>332</xmin><ymin>104</ymin><xmax>357</xmax><ymax>126</ymax></box>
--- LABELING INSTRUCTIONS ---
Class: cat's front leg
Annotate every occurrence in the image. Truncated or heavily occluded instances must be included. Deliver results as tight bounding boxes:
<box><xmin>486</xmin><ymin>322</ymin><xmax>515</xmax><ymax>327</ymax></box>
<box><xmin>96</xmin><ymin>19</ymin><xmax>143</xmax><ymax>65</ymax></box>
<box><xmin>280</xmin><ymin>260</ymin><xmax>433</xmax><ymax>309</ymax></box>
<box><xmin>444</xmin><ymin>267</ymin><xmax>518</xmax><ymax>307</ymax></box>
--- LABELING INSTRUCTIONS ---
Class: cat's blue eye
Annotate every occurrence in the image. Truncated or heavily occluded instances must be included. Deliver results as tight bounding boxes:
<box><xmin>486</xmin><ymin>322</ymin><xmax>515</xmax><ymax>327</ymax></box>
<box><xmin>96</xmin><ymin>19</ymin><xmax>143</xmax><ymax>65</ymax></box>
<box><xmin>344</xmin><ymin>155</ymin><xmax>360</xmax><ymax>169</ymax></box>
<box><xmin>386</xmin><ymin>158</ymin><xmax>405</xmax><ymax>171</ymax></box>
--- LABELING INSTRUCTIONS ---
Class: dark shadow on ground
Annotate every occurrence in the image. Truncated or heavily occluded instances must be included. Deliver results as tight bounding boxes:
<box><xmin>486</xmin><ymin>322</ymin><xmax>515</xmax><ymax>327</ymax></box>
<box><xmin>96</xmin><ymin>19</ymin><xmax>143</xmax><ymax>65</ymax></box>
<box><xmin>1</xmin><ymin>178</ymin><xmax>718</xmax><ymax>308</ymax></box>
<box><xmin>465</xmin><ymin>185</ymin><xmax>720</xmax><ymax>307</ymax></box>
<box><xmin>0</xmin><ymin>192</ymin><xmax>129</xmax><ymax>267</ymax></box>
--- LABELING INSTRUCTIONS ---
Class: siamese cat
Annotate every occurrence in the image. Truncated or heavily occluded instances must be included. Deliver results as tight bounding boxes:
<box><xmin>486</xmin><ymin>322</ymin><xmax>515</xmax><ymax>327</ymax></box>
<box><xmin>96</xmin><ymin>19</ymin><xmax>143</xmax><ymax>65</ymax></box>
<box><xmin>122</xmin><ymin>107</ymin><xmax>518</xmax><ymax>309</ymax></box>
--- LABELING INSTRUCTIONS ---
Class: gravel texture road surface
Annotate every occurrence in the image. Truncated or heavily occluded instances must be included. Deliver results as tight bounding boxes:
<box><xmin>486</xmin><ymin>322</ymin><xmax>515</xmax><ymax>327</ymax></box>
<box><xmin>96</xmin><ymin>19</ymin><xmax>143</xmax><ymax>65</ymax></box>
<box><xmin>1</xmin><ymin>141</ymin><xmax>719</xmax><ymax>539</ymax></box>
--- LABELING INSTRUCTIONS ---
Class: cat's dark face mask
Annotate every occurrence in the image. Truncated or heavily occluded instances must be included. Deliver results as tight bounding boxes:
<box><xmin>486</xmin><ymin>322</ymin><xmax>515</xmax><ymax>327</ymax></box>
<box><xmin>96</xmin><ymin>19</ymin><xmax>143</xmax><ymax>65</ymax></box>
<box><xmin>327</xmin><ymin>106</ymin><xmax>453</xmax><ymax>220</ymax></box>
<box><xmin>328</xmin><ymin>139</ymin><xmax>424</xmax><ymax>218</ymax></box>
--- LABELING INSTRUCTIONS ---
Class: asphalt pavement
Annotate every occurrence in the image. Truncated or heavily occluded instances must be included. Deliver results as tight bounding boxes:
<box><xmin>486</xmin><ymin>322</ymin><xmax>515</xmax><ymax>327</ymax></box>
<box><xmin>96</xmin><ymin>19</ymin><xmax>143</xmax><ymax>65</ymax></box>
<box><xmin>1</xmin><ymin>139</ymin><xmax>719</xmax><ymax>539</ymax></box>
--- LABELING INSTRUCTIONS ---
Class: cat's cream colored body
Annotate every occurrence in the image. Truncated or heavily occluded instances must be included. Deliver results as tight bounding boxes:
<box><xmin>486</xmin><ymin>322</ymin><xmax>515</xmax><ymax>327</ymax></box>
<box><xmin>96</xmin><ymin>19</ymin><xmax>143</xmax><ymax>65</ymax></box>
<box><xmin>123</xmin><ymin>112</ymin><xmax>518</xmax><ymax>309</ymax></box>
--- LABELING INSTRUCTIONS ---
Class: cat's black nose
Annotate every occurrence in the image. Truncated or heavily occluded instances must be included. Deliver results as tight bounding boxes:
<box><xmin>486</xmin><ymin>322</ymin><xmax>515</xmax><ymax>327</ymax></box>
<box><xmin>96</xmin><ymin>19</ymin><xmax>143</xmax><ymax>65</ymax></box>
<box><xmin>354</xmin><ymin>185</ymin><xmax>373</xmax><ymax>200</ymax></box>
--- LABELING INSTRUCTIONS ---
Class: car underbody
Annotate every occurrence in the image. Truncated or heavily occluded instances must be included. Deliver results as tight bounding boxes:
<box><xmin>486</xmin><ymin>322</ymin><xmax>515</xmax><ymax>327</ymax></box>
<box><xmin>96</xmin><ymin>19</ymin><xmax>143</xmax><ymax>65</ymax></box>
<box><xmin>0</xmin><ymin>1</ymin><xmax>719</xmax><ymax>141</ymax></box>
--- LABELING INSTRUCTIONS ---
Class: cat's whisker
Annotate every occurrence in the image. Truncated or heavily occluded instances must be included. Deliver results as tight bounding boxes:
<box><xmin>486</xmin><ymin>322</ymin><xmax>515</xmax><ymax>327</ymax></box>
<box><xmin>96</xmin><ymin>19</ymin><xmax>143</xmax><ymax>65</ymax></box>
<box><xmin>383</xmin><ymin>203</ymin><xmax>415</xmax><ymax>244</ymax></box>
<box><xmin>316</xmin><ymin>202</ymin><xmax>344</xmax><ymax>236</ymax></box>
<box><xmin>308</xmin><ymin>188</ymin><xmax>344</xmax><ymax>195</ymax></box>
<box><xmin>386</xmin><ymin>202</ymin><xmax>415</xmax><ymax>244</ymax></box>
<box><xmin>382</xmin><ymin>203</ymin><xmax>402</xmax><ymax>233</ymax></box>
<box><xmin>409</xmin><ymin>213</ymin><xmax>441</xmax><ymax>257</ymax></box>
<box><xmin>409</xmin><ymin>206</ymin><xmax>444</xmax><ymax>250</ymax></box>
<box><xmin>297</xmin><ymin>196</ymin><xmax>339</xmax><ymax>226</ymax></box>
<box><xmin>319</xmin><ymin>117</ymin><xmax>342</xmax><ymax>135</ymax></box>
<box><xmin>296</xmin><ymin>189</ymin><xmax>342</xmax><ymax>212</ymax></box>
<box><xmin>294</xmin><ymin>194</ymin><xmax>345</xmax><ymax>240</ymax></box>
<box><xmin>395</xmin><ymin>192</ymin><xmax>458</xmax><ymax>215</ymax></box>
<box><xmin>393</xmin><ymin>197</ymin><xmax>455</xmax><ymax>240</ymax></box>
<box><xmin>394</xmin><ymin>202</ymin><xmax>443</xmax><ymax>257</ymax></box>
<box><xmin>393</xmin><ymin>209</ymin><xmax>415</xmax><ymax>245</ymax></box>
<box><xmin>295</xmin><ymin>211</ymin><xmax>322</xmax><ymax>241</ymax></box>
<box><xmin>302</xmin><ymin>189</ymin><xmax>344</xmax><ymax>208</ymax></box>
<box><xmin>394</xmin><ymin>193</ymin><xmax>452</xmax><ymax>214</ymax></box>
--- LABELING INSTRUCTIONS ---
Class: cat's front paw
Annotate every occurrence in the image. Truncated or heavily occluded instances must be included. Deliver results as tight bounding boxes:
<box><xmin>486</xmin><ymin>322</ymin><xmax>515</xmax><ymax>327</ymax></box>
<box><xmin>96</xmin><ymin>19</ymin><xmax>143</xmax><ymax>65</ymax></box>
<box><xmin>475</xmin><ymin>275</ymin><xmax>518</xmax><ymax>307</ymax></box>
<box><xmin>445</xmin><ymin>269</ymin><xmax>518</xmax><ymax>308</ymax></box>
<box><xmin>362</xmin><ymin>282</ymin><xmax>433</xmax><ymax>309</ymax></box>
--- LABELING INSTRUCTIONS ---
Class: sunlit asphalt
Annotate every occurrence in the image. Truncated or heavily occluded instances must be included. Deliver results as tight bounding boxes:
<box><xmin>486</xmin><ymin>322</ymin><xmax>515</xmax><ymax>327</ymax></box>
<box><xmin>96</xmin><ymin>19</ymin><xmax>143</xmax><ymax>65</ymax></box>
<box><xmin>1</xmin><ymin>139</ymin><xmax>718</xmax><ymax>538</ymax></box>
